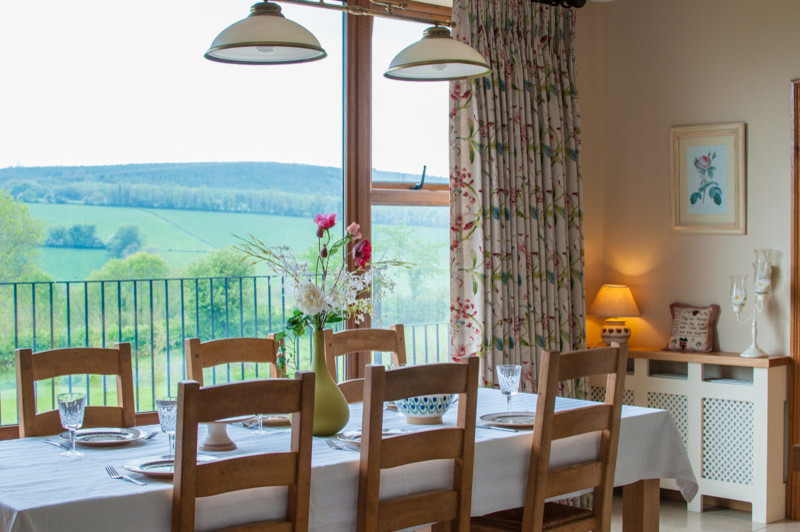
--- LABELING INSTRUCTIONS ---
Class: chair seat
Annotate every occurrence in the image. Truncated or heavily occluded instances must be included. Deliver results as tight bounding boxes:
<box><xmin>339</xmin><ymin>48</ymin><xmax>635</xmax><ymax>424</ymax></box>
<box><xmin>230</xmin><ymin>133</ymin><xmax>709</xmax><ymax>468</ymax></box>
<box><xmin>471</xmin><ymin>502</ymin><xmax>594</xmax><ymax>530</ymax></box>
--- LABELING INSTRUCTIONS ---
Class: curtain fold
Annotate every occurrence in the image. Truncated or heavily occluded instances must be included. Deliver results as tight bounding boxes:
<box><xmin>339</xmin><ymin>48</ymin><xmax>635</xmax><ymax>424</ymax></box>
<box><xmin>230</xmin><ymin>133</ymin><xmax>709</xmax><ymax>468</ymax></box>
<box><xmin>449</xmin><ymin>0</ymin><xmax>586</xmax><ymax>396</ymax></box>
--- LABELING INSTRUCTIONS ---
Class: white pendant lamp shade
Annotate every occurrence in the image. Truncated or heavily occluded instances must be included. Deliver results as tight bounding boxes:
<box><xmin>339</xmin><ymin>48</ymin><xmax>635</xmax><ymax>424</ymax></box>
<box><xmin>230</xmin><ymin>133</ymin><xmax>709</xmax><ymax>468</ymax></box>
<box><xmin>385</xmin><ymin>26</ymin><xmax>490</xmax><ymax>81</ymax></box>
<box><xmin>205</xmin><ymin>2</ymin><xmax>326</xmax><ymax>65</ymax></box>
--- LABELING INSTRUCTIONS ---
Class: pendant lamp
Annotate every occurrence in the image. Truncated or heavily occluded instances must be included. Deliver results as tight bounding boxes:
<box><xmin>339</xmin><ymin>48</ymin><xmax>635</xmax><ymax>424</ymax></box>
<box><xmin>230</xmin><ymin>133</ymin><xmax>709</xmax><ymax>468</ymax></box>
<box><xmin>205</xmin><ymin>2</ymin><xmax>327</xmax><ymax>65</ymax></box>
<box><xmin>384</xmin><ymin>26</ymin><xmax>490</xmax><ymax>81</ymax></box>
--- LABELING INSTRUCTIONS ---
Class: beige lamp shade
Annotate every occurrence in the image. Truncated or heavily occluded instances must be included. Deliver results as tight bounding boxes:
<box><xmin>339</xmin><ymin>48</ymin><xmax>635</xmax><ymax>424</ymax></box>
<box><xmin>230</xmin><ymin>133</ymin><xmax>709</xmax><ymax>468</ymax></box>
<box><xmin>589</xmin><ymin>284</ymin><xmax>640</xmax><ymax>318</ymax></box>
<box><xmin>589</xmin><ymin>284</ymin><xmax>640</xmax><ymax>345</ymax></box>
<box><xmin>205</xmin><ymin>2</ymin><xmax>326</xmax><ymax>65</ymax></box>
<box><xmin>384</xmin><ymin>26</ymin><xmax>490</xmax><ymax>81</ymax></box>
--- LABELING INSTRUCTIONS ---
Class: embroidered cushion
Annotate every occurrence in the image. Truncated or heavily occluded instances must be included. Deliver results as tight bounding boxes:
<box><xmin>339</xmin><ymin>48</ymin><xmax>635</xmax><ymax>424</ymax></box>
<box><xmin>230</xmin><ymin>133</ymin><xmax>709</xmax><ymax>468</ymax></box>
<box><xmin>665</xmin><ymin>303</ymin><xmax>719</xmax><ymax>353</ymax></box>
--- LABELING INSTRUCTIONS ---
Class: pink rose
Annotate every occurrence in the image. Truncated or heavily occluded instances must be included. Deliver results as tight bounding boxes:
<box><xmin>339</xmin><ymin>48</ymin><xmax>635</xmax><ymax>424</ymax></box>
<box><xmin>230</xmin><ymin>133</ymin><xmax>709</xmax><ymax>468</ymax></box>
<box><xmin>696</xmin><ymin>155</ymin><xmax>711</xmax><ymax>170</ymax></box>
<box><xmin>313</xmin><ymin>213</ymin><xmax>337</xmax><ymax>234</ymax></box>
<box><xmin>352</xmin><ymin>239</ymin><xmax>372</xmax><ymax>268</ymax></box>
<box><xmin>346</xmin><ymin>222</ymin><xmax>362</xmax><ymax>239</ymax></box>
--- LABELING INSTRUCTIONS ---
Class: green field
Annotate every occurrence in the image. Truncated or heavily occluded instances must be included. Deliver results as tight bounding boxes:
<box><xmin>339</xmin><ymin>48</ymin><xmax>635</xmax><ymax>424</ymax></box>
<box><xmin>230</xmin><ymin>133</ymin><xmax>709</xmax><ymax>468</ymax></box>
<box><xmin>28</xmin><ymin>203</ymin><xmax>448</xmax><ymax>281</ymax></box>
<box><xmin>30</xmin><ymin>204</ymin><xmax>337</xmax><ymax>279</ymax></box>
<box><xmin>39</xmin><ymin>247</ymin><xmax>111</xmax><ymax>280</ymax></box>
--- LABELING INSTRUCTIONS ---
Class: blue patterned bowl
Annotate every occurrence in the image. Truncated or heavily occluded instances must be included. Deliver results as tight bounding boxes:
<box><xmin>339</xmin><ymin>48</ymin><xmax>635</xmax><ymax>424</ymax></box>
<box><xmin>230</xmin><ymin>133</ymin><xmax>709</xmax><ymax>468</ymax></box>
<box><xmin>395</xmin><ymin>394</ymin><xmax>454</xmax><ymax>425</ymax></box>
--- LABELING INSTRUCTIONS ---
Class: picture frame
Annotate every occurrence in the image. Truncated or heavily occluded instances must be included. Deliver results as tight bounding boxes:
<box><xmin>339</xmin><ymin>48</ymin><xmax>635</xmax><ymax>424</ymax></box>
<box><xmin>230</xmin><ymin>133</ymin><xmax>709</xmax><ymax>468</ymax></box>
<box><xmin>670</xmin><ymin>122</ymin><xmax>746</xmax><ymax>234</ymax></box>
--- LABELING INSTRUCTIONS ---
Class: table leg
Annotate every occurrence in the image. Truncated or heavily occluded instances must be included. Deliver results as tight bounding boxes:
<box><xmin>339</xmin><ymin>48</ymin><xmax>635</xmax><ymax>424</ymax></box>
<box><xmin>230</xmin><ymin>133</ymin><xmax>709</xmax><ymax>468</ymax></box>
<box><xmin>623</xmin><ymin>479</ymin><xmax>660</xmax><ymax>532</ymax></box>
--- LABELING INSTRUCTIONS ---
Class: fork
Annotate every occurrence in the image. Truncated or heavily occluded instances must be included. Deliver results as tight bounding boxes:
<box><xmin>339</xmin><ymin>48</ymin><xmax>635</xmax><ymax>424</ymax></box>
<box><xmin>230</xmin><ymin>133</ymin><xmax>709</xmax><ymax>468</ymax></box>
<box><xmin>326</xmin><ymin>439</ymin><xmax>359</xmax><ymax>453</ymax></box>
<box><xmin>476</xmin><ymin>422</ymin><xmax>519</xmax><ymax>433</ymax></box>
<box><xmin>105</xmin><ymin>465</ymin><xmax>146</xmax><ymax>486</ymax></box>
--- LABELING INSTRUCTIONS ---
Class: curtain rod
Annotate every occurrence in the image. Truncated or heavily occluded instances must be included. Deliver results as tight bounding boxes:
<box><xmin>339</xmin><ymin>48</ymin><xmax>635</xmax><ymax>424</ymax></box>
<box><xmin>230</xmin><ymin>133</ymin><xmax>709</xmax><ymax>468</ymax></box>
<box><xmin>534</xmin><ymin>0</ymin><xmax>587</xmax><ymax>7</ymax></box>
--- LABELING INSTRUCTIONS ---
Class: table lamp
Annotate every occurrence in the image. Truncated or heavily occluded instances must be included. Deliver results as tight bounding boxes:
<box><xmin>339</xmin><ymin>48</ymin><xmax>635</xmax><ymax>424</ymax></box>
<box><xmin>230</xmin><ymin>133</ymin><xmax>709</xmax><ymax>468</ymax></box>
<box><xmin>589</xmin><ymin>284</ymin><xmax>640</xmax><ymax>345</ymax></box>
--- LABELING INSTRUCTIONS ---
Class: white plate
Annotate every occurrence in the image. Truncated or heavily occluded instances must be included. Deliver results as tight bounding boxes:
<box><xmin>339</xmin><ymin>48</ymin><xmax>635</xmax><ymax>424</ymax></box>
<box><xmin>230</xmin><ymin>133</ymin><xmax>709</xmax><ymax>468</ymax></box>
<box><xmin>336</xmin><ymin>428</ymin><xmax>408</xmax><ymax>444</ymax></box>
<box><xmin>58</xmin><ymin>427</ymin><xmax>146</xmax><ymax>447</ymax></box>
<box><xmin>124</xmin><ymin>454</ymin><xmax>217</xmax><ymax>478</ymax></box>
<box><xmin>479</xmin><ymin>412</ymin><xmax>535</xmax><ymax>429</ymax></box>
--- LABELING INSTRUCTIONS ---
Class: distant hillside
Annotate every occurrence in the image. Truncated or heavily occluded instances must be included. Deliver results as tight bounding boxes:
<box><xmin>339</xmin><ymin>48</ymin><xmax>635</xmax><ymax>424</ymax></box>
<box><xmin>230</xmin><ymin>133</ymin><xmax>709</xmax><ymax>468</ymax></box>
<box><xmin>0</xmin><ymin>162</ymin><xmax>446</xmax><ymax>194</ymax></box>
<box><xmin>0</xmin><ymin>162</ymin><xmax>447</xmax><ymax>218</ymax></box>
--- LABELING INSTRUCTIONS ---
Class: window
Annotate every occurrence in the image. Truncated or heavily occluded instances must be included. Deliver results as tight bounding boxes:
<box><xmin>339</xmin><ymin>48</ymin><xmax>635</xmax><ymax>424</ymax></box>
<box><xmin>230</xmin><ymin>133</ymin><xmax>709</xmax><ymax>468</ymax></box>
<box><xmin>0</xmin><ymin>1</ymin><xmax>345</xmax><ymax>419</ymax></box>
<box><xmin>370</xmin><ymin>18</ymin><xmax>450</xmax><ymax>364</ymax></box>
<box><xmin>0</xmin><ymin>1</ymin><xmax>453</xmax><ymax>428</ymax></box>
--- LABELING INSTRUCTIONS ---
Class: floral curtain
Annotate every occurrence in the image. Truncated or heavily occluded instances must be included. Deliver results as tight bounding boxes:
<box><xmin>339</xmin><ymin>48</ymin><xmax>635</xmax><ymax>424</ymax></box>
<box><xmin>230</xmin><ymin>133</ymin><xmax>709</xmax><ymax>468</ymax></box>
<box><xmin>449</xmin><ymin>0</ymin><xmax>586</xmax><ymax>397</ymax></box>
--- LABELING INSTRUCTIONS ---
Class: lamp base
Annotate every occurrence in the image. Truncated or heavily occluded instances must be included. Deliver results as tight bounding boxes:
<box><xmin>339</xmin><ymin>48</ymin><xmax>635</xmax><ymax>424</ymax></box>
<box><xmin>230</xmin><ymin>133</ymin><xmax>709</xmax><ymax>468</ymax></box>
<box><xmin>740</xmin><ymin>345</ymin><xmax>769</xmax><ymax>358</ymax></box>
<box><xmin>600</xmin><ymin>319</ymin><xmax>631</xmax><ymax>345</ymax></box>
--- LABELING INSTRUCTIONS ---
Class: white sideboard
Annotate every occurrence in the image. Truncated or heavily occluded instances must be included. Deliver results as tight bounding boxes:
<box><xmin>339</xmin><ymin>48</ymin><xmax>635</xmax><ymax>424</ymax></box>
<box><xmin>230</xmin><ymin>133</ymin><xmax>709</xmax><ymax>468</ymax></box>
<box><xmin>590</xmin><ymin>347</ymin><xmax>789</xmax><ymax>523</ymax></box>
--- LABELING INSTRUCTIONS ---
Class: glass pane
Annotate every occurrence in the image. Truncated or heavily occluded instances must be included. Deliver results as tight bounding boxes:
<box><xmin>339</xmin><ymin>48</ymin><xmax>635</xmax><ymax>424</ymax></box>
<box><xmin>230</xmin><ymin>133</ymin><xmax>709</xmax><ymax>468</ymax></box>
<box><xmin>372</xmin><ymin>18</ymin><xmax>449</xmax><ymax>184</ymax></box>
<box><xmin>0</xmin><ymin>1</ymin><xmax>343</xmax><ymax>420</ymax></box>
<box><xmin>372</xmin><ymin>205</ymin><xmax>449</xmax><ymax>364</ymax></box>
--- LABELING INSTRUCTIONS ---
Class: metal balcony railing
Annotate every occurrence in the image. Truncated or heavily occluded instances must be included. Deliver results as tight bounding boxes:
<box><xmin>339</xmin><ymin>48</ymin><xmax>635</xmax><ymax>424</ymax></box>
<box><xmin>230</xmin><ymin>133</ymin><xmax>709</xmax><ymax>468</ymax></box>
<box><xmin>0</xmin><ymin>276</ymin><xmax>449</xmax><ymax>426</ymax></box>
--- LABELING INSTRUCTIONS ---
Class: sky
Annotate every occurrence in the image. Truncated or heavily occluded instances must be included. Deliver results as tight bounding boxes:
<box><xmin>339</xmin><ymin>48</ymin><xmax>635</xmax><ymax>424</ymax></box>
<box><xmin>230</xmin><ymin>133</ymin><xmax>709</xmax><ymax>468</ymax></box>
<box><xmin>0</xmin><ymin>1</ymin><xmax>449</xmax><ymax>178</ymax></box>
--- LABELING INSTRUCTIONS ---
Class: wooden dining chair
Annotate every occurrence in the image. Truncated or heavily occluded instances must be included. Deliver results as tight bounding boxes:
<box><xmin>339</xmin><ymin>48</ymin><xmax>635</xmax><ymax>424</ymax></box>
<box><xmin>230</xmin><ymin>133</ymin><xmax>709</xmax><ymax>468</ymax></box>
<box><xmin>471</xmin><ymin>343</ymin><xmax>628</xmax><ymax>532</ymax></box>
<box><xmin>15</xmin><ymin>343</ymin><xmax>136</xmax><ymax>437</ymax></box>
<box><xmin>323</xmin><ymin>325</ymin><xmax>406</xmax><ymax>403</ymax></box>
<box><xmin>185</xmin><ymin>335</ymin><xmax>284</xmax><ymax>386</ymax></box>
<box><xmin>357</xmin><ymin>356</ymin><xmax>479</xmax><ymax>532</ymax></box>
<box><xmin>172</xmin><ymin>372</ymin><xmax>315</xmax><ymax>532</ymax></box>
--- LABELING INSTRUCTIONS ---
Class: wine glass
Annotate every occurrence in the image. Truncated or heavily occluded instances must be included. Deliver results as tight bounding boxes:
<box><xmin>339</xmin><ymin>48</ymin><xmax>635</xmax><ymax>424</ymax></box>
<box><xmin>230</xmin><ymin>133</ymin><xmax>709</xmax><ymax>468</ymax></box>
<box><xmin>496</xmin><ymin>365</ymin><xmax>522</xmax><ymax>413</ymax></box>
<box><xmin>57</xmin><ymin>393</ymin><xmax>86</xmax><ymax>457</ymax></box>
<box><xmin>156</xmin><ymin>397</ymin><xmax>178</xmax><ymax>459</ymax></box>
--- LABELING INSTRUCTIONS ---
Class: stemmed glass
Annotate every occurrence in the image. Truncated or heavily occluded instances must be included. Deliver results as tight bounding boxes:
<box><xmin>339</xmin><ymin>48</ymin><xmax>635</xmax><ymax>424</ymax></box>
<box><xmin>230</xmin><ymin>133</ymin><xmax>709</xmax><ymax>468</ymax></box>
<box><xmin>156</xmin><ymin>397</ymin><xmax>178</xmax><ymax>459</ymax></box>
<box><xmin>496</xmin><ymin>365</ymin><xmax>522</xmax><ymax>414</ymax></box>
<box><xmin>57</xmin><ymin>393</ymin><xmax>86</xmax><ymax>457</ymax></box>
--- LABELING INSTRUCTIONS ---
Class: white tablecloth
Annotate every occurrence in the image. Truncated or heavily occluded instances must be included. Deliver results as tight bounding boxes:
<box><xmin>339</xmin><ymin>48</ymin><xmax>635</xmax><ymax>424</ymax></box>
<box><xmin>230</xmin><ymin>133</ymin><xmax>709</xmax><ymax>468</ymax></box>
<box><xmin>0</xmin><ymin>388</ymin><xmax>697</xmax><ymax>531</ymax></box>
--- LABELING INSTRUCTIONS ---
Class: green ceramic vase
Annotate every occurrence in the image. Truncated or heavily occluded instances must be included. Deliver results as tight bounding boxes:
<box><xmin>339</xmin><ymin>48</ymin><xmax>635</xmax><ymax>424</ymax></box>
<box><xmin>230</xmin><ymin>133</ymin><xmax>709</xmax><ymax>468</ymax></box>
<box><xmin>310</xmin><ymin>329</ymin><xmax>350</xmax><ymax>436</ymax></box>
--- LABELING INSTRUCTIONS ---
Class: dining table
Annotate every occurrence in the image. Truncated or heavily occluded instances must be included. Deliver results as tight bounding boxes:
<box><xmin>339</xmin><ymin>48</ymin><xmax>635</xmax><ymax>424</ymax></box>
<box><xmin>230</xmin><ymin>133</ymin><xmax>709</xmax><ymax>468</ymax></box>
<box><xmin>0</xmin><ymin>388</ymin><xmax>697</xmax><ymax>531</ymax></box>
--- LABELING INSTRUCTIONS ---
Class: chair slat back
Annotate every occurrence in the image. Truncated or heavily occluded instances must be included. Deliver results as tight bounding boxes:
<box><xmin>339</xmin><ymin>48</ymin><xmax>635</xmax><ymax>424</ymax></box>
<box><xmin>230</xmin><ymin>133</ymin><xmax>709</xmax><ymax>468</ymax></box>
<box><xmin>185</xmin><ymin>336</ymin><xmax>283</xmax><ymax>386</ymax></box>
<box><xmin>323</xmin><ymin>325</ymin><xmax>406</xmax><ymax>403</ymax></box>
<box><xmin>172</xmin><ymin>372</ymin><xmax>314</xmax><ymax>532</ymax></box>
<box><xmin>15</xmin><ymin>343</ymin><xmax>135</xmax><ymax>437</ymax></box>
<box><xmin>357</xmin><ymin>356</ymin><xmax>479</xmax><ymax>532</ymax></box>
<box><xmin>522</xmin><ymin>344</ymin><xmax>628</xmax><ymax>532</ymax></box>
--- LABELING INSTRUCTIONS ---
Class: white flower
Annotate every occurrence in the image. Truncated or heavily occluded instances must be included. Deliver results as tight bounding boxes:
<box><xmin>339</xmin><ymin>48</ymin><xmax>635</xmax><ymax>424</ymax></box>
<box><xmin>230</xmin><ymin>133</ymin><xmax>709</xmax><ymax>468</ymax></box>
<box><xmin>293</xmin><ymin>282</ymin><xmax>327</xmax><ymax>316</ymax></box>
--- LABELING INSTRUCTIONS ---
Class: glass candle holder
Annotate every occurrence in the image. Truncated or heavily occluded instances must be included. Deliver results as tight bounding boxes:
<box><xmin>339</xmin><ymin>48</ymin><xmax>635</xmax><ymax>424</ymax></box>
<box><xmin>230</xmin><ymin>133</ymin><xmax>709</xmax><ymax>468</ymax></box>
<box><xmin>753</xmin><ymin>249</ymin><xmax>772</xmax><ymax>296</ymax></box>
<box><xmin>730</xmin><ymin>274</ymin><xmax>747</xmax><ymax>312</ymax></box>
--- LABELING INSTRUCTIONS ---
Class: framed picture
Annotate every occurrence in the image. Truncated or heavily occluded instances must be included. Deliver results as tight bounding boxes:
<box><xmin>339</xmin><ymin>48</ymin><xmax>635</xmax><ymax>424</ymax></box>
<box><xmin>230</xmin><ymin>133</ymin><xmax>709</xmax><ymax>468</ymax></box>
<box><xmin>670</xmin><ymin>122</ymin><xmax>746</xmax><ymax>234</ymax></box>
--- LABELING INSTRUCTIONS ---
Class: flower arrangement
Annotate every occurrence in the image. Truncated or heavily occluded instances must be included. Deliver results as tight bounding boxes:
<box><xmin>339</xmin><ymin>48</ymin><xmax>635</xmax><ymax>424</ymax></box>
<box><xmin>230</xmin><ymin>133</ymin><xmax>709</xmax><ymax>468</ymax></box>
<box><xmin>236</xmin><ymin>213</ymin><xmax>402</xmax><ymax>370</ymax></box>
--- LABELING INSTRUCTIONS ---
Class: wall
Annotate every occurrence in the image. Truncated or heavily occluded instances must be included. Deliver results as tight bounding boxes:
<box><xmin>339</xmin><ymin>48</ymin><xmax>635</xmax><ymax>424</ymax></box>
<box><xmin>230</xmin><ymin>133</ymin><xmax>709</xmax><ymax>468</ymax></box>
<box><xmin>576</xmin><ymin>0</ymin><xmax>800</xmax><ymax>354</ymax></box>
<box><xmin>575</xmin><ymin>3</ymin><xmax>609</xmax><ymax>346</ymax></box>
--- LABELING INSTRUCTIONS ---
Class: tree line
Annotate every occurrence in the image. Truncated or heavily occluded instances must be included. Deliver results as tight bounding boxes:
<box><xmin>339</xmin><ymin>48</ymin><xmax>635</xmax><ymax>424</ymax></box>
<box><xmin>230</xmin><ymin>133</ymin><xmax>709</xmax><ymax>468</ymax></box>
<box><xmin>0</xmin><ymin>162</ymin><xmax>448</xmax><ymax>225</ymax></box>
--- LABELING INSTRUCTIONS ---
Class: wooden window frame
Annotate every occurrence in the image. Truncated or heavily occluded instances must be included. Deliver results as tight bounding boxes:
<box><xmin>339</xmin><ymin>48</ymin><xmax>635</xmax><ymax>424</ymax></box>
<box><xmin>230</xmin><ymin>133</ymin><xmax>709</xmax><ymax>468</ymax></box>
<box><xmin>788</xmin><ymin>79</ymin><xmax>800</xmax><ymax>519</ymax></box>
<box><xmin>371</xmin><ymin>182</ymin><xmax>449</xmax><ymax>207</ymax></box>
<box><xmin>344</xmin><ymin>0</ymin><xmax>451</xmax><ymax>380</ymax></box>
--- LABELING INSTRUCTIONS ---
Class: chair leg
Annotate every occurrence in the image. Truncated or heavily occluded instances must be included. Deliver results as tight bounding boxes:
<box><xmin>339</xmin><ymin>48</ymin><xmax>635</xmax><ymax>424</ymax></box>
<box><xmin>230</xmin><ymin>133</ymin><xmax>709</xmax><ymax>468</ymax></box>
<box><xmin>432</xmin><ymin>522</ymin><xmax>451</xmax><ymax>532</ymax></box>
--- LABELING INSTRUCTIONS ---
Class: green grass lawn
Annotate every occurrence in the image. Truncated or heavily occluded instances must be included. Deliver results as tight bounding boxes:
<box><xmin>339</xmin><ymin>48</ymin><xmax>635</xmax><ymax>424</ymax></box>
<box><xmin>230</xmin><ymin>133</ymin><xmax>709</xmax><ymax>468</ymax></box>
<box><xmin>28</xmin><ymin>203</ymin><xmax>448</xmax><ymax>281</ymax></box>
<box><xmin>29</xmin><ymin>204</ymin><xmax>326</xmax><ymax>279</ymax></box>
